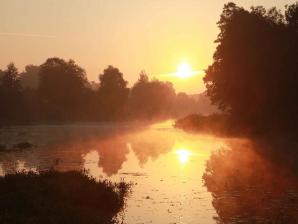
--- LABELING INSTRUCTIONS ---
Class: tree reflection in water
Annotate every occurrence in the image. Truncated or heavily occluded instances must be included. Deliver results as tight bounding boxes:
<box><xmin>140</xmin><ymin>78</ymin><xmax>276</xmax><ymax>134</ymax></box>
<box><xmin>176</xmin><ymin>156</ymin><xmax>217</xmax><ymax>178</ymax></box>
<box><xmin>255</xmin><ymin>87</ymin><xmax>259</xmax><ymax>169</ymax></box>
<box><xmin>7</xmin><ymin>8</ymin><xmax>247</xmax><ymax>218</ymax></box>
<box><xmin>203</xmin><ymin>141</ymin><xmax>298</xmax><ymax>223</ymax></box>
<box><xmin>0</xmin><ymin>126</ymin><xmax>176</xmax><ymax>177</ymax></box>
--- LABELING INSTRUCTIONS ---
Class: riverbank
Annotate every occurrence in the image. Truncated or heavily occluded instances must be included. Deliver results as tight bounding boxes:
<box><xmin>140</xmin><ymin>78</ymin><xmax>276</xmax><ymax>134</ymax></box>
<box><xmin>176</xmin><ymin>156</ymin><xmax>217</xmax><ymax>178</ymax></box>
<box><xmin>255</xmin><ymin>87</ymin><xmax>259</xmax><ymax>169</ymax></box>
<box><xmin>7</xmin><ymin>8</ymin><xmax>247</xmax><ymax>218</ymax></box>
<box><xmin>174</xmin><ymin>114</ymin><xmax>238</xmax><ymax>137</ymax></box>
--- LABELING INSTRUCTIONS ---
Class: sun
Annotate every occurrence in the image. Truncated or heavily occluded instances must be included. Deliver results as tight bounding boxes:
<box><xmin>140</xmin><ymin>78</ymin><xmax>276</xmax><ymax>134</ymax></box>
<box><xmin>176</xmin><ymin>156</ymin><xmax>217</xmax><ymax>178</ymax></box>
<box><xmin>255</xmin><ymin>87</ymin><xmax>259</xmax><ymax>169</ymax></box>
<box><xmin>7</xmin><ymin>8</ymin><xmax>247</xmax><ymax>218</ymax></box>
<box><xmin>175</xmin><ymin>149</ymin><xmax>191</xmax><ymax>165</ymax></box>
<box><xmin>176</xmin><ymin>63</ymin><xmax>192</xmax><ymax>78</ymax></box>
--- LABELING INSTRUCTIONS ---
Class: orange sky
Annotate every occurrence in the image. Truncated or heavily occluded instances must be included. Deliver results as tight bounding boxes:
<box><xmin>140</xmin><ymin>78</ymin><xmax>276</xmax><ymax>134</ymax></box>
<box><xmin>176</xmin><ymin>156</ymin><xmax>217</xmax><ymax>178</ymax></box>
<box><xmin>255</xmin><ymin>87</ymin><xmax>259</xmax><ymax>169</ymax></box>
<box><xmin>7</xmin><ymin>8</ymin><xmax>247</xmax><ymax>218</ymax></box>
<box><xmin>0</xmin><ymin>0</ymin><xmax>293</xmax><ymax>93</ymax></box>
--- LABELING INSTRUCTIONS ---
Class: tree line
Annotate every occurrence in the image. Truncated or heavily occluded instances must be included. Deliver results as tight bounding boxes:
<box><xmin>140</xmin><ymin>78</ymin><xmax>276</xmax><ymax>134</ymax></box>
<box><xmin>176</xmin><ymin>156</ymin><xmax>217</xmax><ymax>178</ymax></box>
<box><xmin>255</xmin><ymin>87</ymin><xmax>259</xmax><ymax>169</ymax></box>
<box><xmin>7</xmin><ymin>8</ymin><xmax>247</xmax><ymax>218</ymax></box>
<box><xmin>0</xmin><ymin>57</ymin><xmax>212</xmax><ymax>124</ymax></box>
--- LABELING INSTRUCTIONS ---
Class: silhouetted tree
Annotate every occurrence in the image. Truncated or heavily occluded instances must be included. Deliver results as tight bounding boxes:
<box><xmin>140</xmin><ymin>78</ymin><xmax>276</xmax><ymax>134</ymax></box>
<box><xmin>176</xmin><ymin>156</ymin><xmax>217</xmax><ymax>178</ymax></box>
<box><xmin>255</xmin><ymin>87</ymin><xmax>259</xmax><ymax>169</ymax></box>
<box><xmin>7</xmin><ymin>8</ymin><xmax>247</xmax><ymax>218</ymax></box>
<box><xmin>19</xmin><ymin>65</ymin><xmax>40</xmax><ymax>90</ymax></box>
<box><xmin>0</xmin><ymin>70</ymin><xmax>4</xmax><ymax>80</ymax></box>
<box><xmin>0</xmin><ymin>63</ymin><xmax>23</xmax><ymax>124</ymax></box>
<box><xmin>204</xmin><ymin>2</ymin><xmax>298</xmax><ymax>136</ymax></box>
<box><xmin>0</xmin><ymin>58</ymin><xmax>215</xmax><ymax>124</ymax></box>
<box><xmin>38</xmin><ymin>58</ymin><xmax>89</xmax><ymax>122</ymax></box>
<box><xmin>286</xmin><ymin>3</ymin><xmax>298</xmax><ymax>30</ymax></box>
<box><xmin>17</xmin><ymin>65</ymin><xmax>41</xmax><ymax>122</ymax></box>
<box><xmin>128</xmin><ymin>71</ymin><xmax>176</xmax><ymax>119</ymax></box>
<box><xmin>97</xmin><ymin>66</ymin><xmax>129</xmax><ymax>120</ymax></box>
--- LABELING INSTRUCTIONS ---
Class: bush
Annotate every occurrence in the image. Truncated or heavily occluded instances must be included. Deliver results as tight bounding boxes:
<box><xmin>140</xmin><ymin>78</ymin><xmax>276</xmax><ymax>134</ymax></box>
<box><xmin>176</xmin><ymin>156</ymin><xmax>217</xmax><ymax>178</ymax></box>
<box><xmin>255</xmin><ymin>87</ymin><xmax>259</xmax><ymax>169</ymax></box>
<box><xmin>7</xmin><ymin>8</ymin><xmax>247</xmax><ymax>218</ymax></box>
<box><xmin>0</xmin><ymin>170</ymin><xmax>130</xmax><ymax>224</ymax></box>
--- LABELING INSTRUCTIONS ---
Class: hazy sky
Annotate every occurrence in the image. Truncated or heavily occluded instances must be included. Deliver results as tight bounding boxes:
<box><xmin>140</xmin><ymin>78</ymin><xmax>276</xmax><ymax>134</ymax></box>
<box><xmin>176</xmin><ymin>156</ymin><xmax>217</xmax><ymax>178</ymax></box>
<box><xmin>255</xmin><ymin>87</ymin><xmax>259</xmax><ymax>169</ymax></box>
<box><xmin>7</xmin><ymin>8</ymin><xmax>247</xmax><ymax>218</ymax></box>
<box><xmin>0</xmin><ymin>0</ymin><xmax>294</xmax><ymax>93</ymax></box>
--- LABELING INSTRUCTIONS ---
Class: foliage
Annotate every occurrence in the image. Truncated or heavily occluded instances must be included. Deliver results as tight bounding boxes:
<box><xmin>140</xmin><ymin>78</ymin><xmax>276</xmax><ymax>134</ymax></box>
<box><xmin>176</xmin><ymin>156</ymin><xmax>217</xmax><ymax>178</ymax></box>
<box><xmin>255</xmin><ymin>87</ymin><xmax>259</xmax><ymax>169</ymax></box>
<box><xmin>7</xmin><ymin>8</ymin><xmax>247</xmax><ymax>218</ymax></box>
<box><xmin>98</xmin><ymin>66</ymin><xmax>129</xmax><ymax>120</ymax></box>
<box><xmin>0</xmin><ymin>59</ymin><xmax>210</xmax><ymax>124</ymax></box>
<box><xmin>0</xmin><ymin>170</ymin><xmax>130</xmax><ymax>224</ymax></box>
<box><xmin>128</xmin><ymin>71</ymin><xmax>176</xmax><ymax>119</ymax></box>
<box><xmin>38</xmin><ymin>58</ymin><xmax>89</xmax><ymax>122</ymax></box>
<box><xmin>204</xmin><ymin>2</ymin><xmax>298</xmax><ymax>135</ymax></box>
<box><xmin>19</xmin><ymin>65</ymin><xmax>40</xmax><ymax>90</ymax></box>
<box><xmin>0</xmin><ymin>63</ymin><xmax>23</xmax><ymax>124</ymax></box>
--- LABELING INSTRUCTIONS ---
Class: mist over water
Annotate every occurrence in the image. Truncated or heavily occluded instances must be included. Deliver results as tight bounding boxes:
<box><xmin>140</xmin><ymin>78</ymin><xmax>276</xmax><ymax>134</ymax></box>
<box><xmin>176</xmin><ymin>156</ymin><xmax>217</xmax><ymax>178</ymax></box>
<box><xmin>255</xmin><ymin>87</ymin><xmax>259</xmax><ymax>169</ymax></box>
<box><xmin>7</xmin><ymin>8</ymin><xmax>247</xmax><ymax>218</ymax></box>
<box><xmin>1</xmin><ymin>121</ymin><xmax>297</xmax><ymax>223</ymax></box>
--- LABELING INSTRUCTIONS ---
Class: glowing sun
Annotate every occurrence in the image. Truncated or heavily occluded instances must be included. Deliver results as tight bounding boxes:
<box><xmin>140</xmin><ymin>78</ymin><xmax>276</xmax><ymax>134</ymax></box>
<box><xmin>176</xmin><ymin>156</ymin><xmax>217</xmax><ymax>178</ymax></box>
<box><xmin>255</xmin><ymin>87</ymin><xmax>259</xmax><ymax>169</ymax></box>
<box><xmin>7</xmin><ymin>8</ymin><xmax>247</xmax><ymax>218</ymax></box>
<box><xmin>176</xmin><ymin>63</ymin><xmax>193</xmax><ymax>78</ymax></box>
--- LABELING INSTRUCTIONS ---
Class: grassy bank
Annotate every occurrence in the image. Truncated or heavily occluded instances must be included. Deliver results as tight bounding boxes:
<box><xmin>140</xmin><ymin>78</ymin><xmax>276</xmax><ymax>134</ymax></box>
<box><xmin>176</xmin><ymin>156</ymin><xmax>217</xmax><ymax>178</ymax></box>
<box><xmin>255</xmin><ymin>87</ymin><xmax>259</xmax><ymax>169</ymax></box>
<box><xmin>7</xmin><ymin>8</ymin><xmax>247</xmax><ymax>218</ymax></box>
<box><xmin>0</xmin><ymin>170</ymin><xmax>130</xmax><ymax>224</ymax></box>
<box><xmin>174</xmin><ymin>114</ymin><xmax>235</xmax><ymax>137</ymax></box>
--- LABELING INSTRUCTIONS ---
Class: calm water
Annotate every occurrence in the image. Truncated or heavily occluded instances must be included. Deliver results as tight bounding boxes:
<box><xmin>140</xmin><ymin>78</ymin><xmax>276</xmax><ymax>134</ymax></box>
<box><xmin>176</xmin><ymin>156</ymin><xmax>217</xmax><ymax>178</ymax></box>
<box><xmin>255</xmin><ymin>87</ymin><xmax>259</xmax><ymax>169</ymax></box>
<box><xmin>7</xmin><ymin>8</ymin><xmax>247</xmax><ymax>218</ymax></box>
<box><xmin>1</xmin><ymin>121</ymin><xmax>298</xmax><ymax>223</ymax></box>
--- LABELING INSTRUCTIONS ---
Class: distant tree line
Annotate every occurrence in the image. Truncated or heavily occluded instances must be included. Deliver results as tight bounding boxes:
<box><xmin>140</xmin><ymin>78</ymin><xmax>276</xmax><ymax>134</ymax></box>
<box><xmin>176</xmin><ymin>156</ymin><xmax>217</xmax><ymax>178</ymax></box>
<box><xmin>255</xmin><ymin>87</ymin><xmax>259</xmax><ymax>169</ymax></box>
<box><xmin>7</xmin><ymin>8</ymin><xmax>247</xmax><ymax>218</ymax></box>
<box><xmin>0</xmin><ymin>57</ymin><xmax>213</xmax><ymax>124</ymax></box>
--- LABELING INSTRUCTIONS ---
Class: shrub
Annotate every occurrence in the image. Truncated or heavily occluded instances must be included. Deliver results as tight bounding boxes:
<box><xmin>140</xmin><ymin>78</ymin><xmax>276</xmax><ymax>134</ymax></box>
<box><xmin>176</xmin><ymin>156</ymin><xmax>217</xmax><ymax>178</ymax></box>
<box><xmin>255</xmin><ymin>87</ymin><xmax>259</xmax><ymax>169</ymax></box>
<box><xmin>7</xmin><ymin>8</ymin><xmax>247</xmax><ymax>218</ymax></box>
<box><xmin>0</xmin><ymin>170</ymin><xmax>130</xmax><ymax>224</ymax></box>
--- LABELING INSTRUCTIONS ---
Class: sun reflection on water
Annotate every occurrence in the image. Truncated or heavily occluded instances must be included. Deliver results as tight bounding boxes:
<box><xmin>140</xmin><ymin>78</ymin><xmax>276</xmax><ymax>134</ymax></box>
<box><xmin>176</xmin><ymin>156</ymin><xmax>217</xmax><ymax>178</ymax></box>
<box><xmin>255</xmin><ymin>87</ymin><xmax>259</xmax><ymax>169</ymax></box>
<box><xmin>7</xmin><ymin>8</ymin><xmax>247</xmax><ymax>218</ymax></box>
<box><xmin>175</xmin><ymin>149</ymin><xmax>191</xmax><ymax>165</ymax></box>
<box><xmin>0</xmin><ymin>122</ymin><xmax>229</xmax><ymax>224</ymax></box>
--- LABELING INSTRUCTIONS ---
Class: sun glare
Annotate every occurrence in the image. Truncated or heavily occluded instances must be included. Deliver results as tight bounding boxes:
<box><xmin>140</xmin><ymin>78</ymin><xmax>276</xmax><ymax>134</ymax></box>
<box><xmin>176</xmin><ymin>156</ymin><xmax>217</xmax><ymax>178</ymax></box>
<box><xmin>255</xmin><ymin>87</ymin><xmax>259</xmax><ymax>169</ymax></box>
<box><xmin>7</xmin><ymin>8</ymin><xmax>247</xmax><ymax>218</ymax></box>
<box><xmin>176</xmin><ymin>149</ymin><xmax>191</xmax><ymax>165</ymax></box>
<box><xmin>176</xmin><ymin>63</ymin><xmax>193</xmax><ymax>78</ymax></box>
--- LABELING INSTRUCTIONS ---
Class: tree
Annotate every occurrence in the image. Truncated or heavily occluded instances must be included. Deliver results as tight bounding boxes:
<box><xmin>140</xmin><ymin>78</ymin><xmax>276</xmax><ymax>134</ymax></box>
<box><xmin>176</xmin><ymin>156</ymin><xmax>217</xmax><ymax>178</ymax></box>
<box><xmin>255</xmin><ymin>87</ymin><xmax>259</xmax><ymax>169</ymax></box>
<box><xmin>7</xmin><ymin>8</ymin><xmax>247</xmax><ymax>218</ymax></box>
<box><xmin>129</xmin><ymin>71</ymin><xmax>176</xmax><ymax>119</ymax></box>
<box><xmin>0</xmin><ymin>63</ymin><xmax>23</xmax><ymax>123</ymax></box>
<box><xmin>18</xmin><ymin>65</ymin><xmax>43</xmax><ymax>122</ymax></box>
<box><xmin>0</xmin><ymin>70</ymin><xmax>4</xmax><ymax>81</ymax></box>
<box><xmin>38</xmin><ymin>57</ymin><xmax>89</xmax><ymax>122</ymax></box>
<box><xmin>204</xmin><ymin>2</ymin><xmax>298</xmax><ymax>135</ymax></box>
<box><xmin>97</xmin><ymin>66</ymin><xmax>129</xmax><ymax>120</ymax></box>
<box><xmin>286</xmin><ymin>3</ymin><xmax>298</xmax><ymax>30</ymax></box>
<box><xmin>19</xmin><ymin>65</ymin><xmax>40</xmax><ymax>90</ymax></box>
<box><xmin>173</xmin><ymin>92</ymin><xmax>198</xmax><ymax>117</ymax></box>
<box><xmin>1</xmin><ymin>63</ymin><xmax>20</xmax><ymax>90</ymax></box>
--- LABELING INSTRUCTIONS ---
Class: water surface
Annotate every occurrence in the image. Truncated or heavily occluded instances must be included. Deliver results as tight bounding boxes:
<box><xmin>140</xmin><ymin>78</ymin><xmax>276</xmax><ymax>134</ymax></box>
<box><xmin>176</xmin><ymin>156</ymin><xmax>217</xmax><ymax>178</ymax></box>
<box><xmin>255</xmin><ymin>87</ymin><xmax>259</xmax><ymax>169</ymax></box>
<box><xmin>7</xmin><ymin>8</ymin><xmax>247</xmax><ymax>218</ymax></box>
<box><xmin>1</xmin><ymin>121</ymin><xmax>298</xmax><ymax>223</ymax></box>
